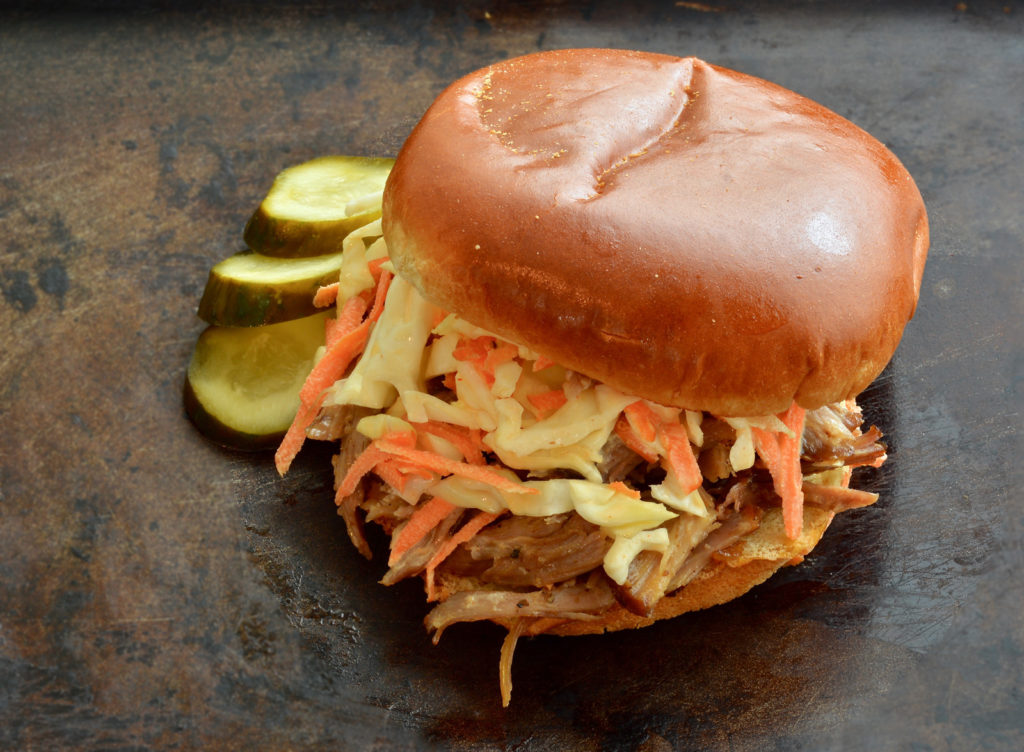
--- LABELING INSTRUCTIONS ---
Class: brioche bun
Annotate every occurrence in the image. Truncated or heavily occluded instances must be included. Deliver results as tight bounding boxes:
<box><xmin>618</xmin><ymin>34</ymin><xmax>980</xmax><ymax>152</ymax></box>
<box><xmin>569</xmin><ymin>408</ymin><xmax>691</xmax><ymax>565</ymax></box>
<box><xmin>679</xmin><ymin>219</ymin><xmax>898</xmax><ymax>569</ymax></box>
<box><xmin>535</xmin><ymin>506</ymin><xmax>834</xmax><ymax>636</ymax></box>
<box><xmin>429</xmin><ymin>507</ymin><xmax>836</xmax><ymax>637</ymax></box>
<box><xmin>383</xmin><ymin>49</ymin><xmax>928</xmax><ymax>416</ymax></box>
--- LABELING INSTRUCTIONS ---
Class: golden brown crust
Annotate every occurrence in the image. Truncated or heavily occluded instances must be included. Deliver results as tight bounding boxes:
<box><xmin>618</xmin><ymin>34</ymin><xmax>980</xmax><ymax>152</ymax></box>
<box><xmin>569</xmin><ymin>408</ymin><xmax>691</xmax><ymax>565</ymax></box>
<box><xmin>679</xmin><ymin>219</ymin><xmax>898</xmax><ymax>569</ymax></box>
<box><xmin>488</xmin><ymin>507</ymin><xmax>834</xmax><ymax>636</ymax></box>
<box><xmin>384</xmin><ymin>49</ymin><xmax>928</xmax><ymax>416</ymax></box>
<box><xmin>537</xmin><ymin>559</ymin><xmax>786</xmax><ymax>636</ymax></box>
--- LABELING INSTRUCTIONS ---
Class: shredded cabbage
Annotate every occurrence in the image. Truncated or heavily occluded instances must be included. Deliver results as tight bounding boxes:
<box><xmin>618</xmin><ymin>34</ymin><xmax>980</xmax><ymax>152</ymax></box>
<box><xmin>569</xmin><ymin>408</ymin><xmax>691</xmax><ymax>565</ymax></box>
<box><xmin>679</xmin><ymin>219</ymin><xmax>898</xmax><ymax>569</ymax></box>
<box><xmin>356</xmin><ymin>413</ymin><xmax>414</xmax><ymax>440</ymax></box>
<box><xmin>424</xmin><ymin>333</ymin><xmax>460</xmax><ymax>378</ymax></box>
<box><xmin>723</xmin><ymin>415</ymin><xmax>792</xmax><ymax>470</ymax></box>
<box><xmin>402</xmin><ymin>390</ymin><xmax>483</xmax><ymax>429</ymax></box>
<box><xmin>327</xmin><ymin>275</ymin><xmax>441</xmax><ymax>409</ymax></box>
<box><xmin>650</xmin><ymin>475</ymin><xmax>712</xmax><ymax>518</ymax></box>
<box><xmin>336</xmin><ymin>220</ymin><xmax>386</xmax><ymax>303</ymax></box>
<box><xmin>484</xmin><ymin>385</ymin><xmax>633</xmax><ymax>482</ymax></box>
<box><xmin>428</xmin><ymin>476</ymin><xmax>676</xmax><ymax>542</ymax></box>
<box><xmin>685</xmin><ymin>409</ymin><xmax>704</xmax><ymax>447</ymax></box>
<box><xmin>603</xmin><ymin>528</ymin><xmax>671</xmax><ymax>585</ymax></box>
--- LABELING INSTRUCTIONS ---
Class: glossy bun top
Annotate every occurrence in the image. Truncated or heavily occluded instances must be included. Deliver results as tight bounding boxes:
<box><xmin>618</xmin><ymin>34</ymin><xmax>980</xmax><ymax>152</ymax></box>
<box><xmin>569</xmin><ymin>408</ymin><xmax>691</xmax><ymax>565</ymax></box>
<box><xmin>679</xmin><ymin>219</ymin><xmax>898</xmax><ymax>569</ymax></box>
<box><xmin>384</xmin><ymin>49</ymin><xmax>928</xmax><ymax>415</ymax></box>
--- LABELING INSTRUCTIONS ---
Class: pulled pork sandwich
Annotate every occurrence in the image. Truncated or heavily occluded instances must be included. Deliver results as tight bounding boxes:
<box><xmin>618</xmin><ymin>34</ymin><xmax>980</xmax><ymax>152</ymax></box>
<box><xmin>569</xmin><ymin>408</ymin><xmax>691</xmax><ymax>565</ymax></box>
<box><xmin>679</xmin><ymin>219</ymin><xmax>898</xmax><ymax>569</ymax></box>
<box><xmin>275</xmin><ymin>49</ymin><xmax>929</xmax><ymax>704</ymax></box>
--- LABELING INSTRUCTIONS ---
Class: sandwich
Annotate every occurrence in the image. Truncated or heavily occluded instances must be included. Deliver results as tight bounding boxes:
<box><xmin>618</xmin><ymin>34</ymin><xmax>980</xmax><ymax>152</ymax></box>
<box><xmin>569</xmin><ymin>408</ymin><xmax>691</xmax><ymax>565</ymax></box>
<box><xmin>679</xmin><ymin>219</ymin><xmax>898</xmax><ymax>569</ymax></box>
<box><xmin>274</xmin><ymin>49</ymin><xmax>929</xmax><ymax>704</ymax></box>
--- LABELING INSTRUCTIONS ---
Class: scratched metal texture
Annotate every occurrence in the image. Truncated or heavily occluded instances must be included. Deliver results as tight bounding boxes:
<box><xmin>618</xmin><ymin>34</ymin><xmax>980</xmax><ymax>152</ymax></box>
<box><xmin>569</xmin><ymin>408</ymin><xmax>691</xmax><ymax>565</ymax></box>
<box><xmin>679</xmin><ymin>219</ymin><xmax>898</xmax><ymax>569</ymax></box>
<box><xmin>0</xmin><ymin>1</ymin><xmax>1021</xmax><ymax>750</ymax></box>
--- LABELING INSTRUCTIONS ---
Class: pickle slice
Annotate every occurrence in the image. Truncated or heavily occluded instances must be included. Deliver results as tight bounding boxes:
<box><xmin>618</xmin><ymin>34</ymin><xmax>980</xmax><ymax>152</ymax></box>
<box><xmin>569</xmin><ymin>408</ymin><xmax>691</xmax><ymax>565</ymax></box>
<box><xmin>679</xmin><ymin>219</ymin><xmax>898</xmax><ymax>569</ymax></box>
<box><xmin>184</xmin><ymin>311</ymin><xmax>330</xmax><ymax>450</ymax></box>
<box><xmin>244</xmin><ymin>156</ymin><xmax>394</xmax><ymax>258</ymax></box>
<box><xmin>197</xmin><ymin>249</ymin><xmax>343</xmax><ymax>327</ymax></box>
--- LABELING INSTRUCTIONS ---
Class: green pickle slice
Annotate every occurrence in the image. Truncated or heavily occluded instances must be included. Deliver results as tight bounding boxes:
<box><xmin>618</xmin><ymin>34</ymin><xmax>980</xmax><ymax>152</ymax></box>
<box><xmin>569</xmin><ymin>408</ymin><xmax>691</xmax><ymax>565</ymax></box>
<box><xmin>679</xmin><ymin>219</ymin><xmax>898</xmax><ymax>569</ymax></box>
<box><xmin>184</xmin><ymin>311</ymin><xmax>330</xmax><ymax>450</ymax></box>
<box><xmin>243</xmin><ymin>155</ymin><xmax>394</xmax><ymax>258</ymax></box>
<box><xmin>196</xmin><ymin>249</ymin><xmax>343</xmax><ymax>327</ymax></box>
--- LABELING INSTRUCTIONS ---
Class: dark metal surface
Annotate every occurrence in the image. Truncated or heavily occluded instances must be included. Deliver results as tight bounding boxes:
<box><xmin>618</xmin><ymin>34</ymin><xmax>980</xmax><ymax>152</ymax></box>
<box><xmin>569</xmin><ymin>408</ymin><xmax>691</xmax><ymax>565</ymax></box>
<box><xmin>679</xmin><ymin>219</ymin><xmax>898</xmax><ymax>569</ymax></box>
<box><xmin>1</xmin><ymin>2</ymin><xmax>1021</xmax><ymax>749</ymax></box>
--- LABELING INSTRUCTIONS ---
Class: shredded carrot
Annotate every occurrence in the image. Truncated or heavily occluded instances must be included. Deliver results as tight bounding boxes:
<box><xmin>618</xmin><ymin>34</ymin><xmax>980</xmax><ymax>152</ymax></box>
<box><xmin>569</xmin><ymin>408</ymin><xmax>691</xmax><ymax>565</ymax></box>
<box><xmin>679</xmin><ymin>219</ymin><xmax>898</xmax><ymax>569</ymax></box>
<box><xmin>299</xmin><ymin>271</ymin><xmax>391</xmax><ymax>408</ymax></box>
<box><xmin>332</xmin><ymin>421</ymin><xmax>496</xmax><ymax>502</ymax></box>
<box><xmin>367</xmin><ymin>269</ymin><xmax>392</xmax><ymax>322</ymax></box>
<box><xmin>375</xmin><ymin>440</ymin><xmax>537</xmax><ymax>494</ymax></box>
<box><xmin>614</xmin><ymin>415</ymin><xmax>659</xmax><ymax>464</ymax></box>
<box><xmin>453</xmin><ymin>336</ymin><xmax>497</xmax><ymax>386</ymax></box>
<box><xmin>532</xmin><ymin>355</ymin><xmax>555</xmax><ymax>372</ymax></box>
<box><xmin>442</xmin><ymin>372</ymin><xmax>457</xmax><ymax>391</ymax></box>
<box><xmin>362</xmin><ymin>258</ymin><xmax>389</xmax><ymax>284</ymax></box>
<box><xmin>527</xmin><ymin>388</ymin><xmax>568</xmax><ymax>418</ymax></box>
<box><xmin>453</xmin><ymin>336</ymin><xmax>494</xmax><ymax>365</ymax></box>
<box><xmin>298</xmin><ymin>322</ymin><xmax>371</xmax><ymax>407</ymax></box>
<box><xmin>388</xmin><ymin>497</ymin><xmax>457</xmax><ymax>566</ymax></box>
<box><xmin>384</xmin><ymin>427</ymin><xmax>417</xmax><ymax>449</ymax></box>
<box><xmin>394</xmin><ymin>462</ymin><xmax>437</xmax><ymax>482</ymax></box>
<box><xmin>424</xmin><ymin>509</ymin><xmax>500</xmax><ymax>600</ymax></box>
<box><xmin>373</xmin><ymin>458</ymin><xmax>435</xmax><ymax>493</ymax></box>
<box><xmin>624</xmin><ymin>400</ymin><xmax>659</xmax><ymax>443</ymax></box>
<box><xmin>337</xmin><ymin>294</ymin><xmax>369</xmax><ymax>331</ymax></box>
<box><xmin>608</xmin><ymin>481</ymin><xmax>640</xmax><ymax>499</ymax></box>
<box><xmin>414</xmin><ymin>421</ymin><xmax>487</xmax><ymax>465</ymax></box>
<box><xmin>335</xmin><ymin>429</ymin><xmax>426</xmax><ymax>496</ymax></box>
<box><xmin>485</xmin><ymin>343</ymin><xmax>519</xmax><ymax>371</ymax></box>
<box><xmin>452</xmin><ymin>336</ymin><xmax>520</xmax><ymax>388</ymax></box>
<box><xmin>326</xmin><ymin>295</ymin><xmax>369</xmax><ymax>348</ymax></box>
<box><xmin>778</xmin><ymin>403</ymin><xmax>807</xmax><ymax>539</ymax></box>
<box><xmin>335</xmin><ymin>444</ymin><xmax>390</xmax><ymax>498</ymax></box>
<box><xmin>752</xmin><ymin>403</ymin><xmax>806</xmax><ymax>540</ymax></box>
<box><xmin>371</xmin><ymin>459</ymin><xmax>411</xmax><ymax>492</ymax></box>
<box><xmin>275</xmin><ymin>269</ymin><xmax>392</xmax><ymax>476</ymax></box>
<box><xmin>619</xmin><ymin>403</ymin><xmax>703</xmax><ymax>494</ymax></box>
<box><xmin>658</xmin><ymin>422</ymin><xmax>703</xmax><ymax>494</ymax></box>
<box><xmin>313</xmin><ymin>282</ymin><xmax>339</xmax><ymax>308</ymax></box>
<box><xmin>275</xmin><ymin>400</ymin><xmax>322</xmax><ymax>476</ymax></box>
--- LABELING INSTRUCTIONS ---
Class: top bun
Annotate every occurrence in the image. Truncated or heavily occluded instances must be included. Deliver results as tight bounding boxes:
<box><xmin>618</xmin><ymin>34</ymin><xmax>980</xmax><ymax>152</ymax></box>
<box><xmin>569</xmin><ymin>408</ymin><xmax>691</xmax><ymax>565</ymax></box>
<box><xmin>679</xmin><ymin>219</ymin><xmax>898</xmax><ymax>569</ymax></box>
<box><xmin>383</xmin><ymin>49</ymin><xmax>928</xmax><ymax>416</ymax></box>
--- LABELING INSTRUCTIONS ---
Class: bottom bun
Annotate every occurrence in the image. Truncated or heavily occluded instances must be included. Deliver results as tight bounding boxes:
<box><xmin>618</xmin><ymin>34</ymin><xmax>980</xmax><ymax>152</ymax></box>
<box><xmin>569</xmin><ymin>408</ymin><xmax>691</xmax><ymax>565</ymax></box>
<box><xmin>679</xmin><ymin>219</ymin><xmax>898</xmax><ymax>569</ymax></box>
<box><xmin>503</xmin><ymin>506</ymin><xmax>835</xmax><ymax>637</ymax></box>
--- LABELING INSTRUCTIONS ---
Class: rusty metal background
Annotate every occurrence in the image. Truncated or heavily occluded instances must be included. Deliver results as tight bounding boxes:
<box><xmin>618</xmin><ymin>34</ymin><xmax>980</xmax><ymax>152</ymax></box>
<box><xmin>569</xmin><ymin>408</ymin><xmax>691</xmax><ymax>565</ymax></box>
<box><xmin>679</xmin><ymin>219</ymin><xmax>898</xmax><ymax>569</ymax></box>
<box><xmin>1</xmin><ymin>2</ymin><xmax>1021</xmax><ymax>749</ymax></box>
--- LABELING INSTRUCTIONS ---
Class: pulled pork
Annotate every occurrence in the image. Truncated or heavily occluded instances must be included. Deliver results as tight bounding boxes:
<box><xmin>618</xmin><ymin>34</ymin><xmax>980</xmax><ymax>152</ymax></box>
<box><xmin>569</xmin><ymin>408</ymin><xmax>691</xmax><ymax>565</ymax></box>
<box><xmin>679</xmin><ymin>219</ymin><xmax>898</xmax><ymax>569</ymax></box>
<box><xmin>802</xmin><ymin>401</ymin><xmax>886</xmax><ymax>471</ymax></box>
<box><xmin>424</xmin><ymin>578</ymin><xmax>617</xmax><ymax>642</ymax></box>
<box><xmin>334</xmin><ymin>400</ymin><xmax>885</xmax><ymax>632</ymax></box>
<box><xmin>614</xmin><ymin>509</ymin><xmax>719</xmax><ymax>616</ymax></box>
<box><xmin>320</xmin><ymin>396</ymin><xmax>885</xmax><ymax>708</ymax></box>
<box><xmin>443</xmin><ymin>513</ymin><xmax>611</xmax><ymax>588</ymax></box>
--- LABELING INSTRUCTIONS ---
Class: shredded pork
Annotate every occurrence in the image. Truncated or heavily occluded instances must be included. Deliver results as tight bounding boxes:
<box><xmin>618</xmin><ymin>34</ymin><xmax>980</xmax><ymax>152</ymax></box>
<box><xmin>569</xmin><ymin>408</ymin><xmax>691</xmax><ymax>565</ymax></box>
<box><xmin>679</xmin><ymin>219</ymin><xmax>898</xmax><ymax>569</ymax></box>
<box><xmin>803</xmin><ymin>403</ymin><xmax>886</xmax><ymax>470</ymax></box>
<box><xmin>443</xmin><ymin>513</ymin><xmax>611</xmax><ymax>588</ymax></box>
<box><xmin>312</xmin><ymin>372</ymin><xmax>886</xmax><ymax>709</ymax></box>
<box><xmin>381</xmin><ymin>507</ymin><xmax>465</xmax><ymax>585</ymax></box>
<box><xmin>666</xmin><ymin>505</ymin><xmax>763</xmax><ymax>592</ymax></box>
<box><xmin>309</xmin><ymin>404</ymin><xmax>373</xmax><ymax>441</ymax></box>
<box><xmin>424</xmin><ymin>578</ymin><xmax>617</xmax><ymax>642</ymax></box>
<box><xmin>332</xmin><ymin>430</ymin><xmax>373</xmax><ymax>559</ymax></box>
<box><xmin>310</xmin><ymin>339</ymin><xmax>889</xmax><ymax>711</ymax></box>
<box><xmin>801</xmin><ymin>481</ymin><xmax>879</xmax><ymax>512</ymax></box>
<box><xmin>335</xmin><ymin>398</ymin><xmax>885</xmax><ymax>628</ymax></box>
<box><xmin>614</xmin><ymin>509</ymin><xmax>718</xmax><ymax>616</ymax></box>
<box><xmin>596</xmin><ymin>433</ymin><xmax>647</xmax><ymax>483</ymax></box>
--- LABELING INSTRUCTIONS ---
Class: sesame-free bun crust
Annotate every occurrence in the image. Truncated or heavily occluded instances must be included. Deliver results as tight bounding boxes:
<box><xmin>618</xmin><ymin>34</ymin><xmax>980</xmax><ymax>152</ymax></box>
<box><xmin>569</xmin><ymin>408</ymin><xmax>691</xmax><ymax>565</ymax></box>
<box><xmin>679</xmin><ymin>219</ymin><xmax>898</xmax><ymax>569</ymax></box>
<box><xmin>384</xmin><ymin>49</ymin><xmax>928</xmax><ymax>416</ymax></box>
<box><xmin>532</xmin><ymin>506</ymin><xmax>833</xmax><ymax>636</ymax></box>
<box><xmin>428</xmin><ymin>507</ymin><xmax>834</xmax><ymax>637</ymax></box>
<box><xmin>468</xmin><ymin>507</ymin><xmax>832</xmax><ymax>637</ymax></box>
